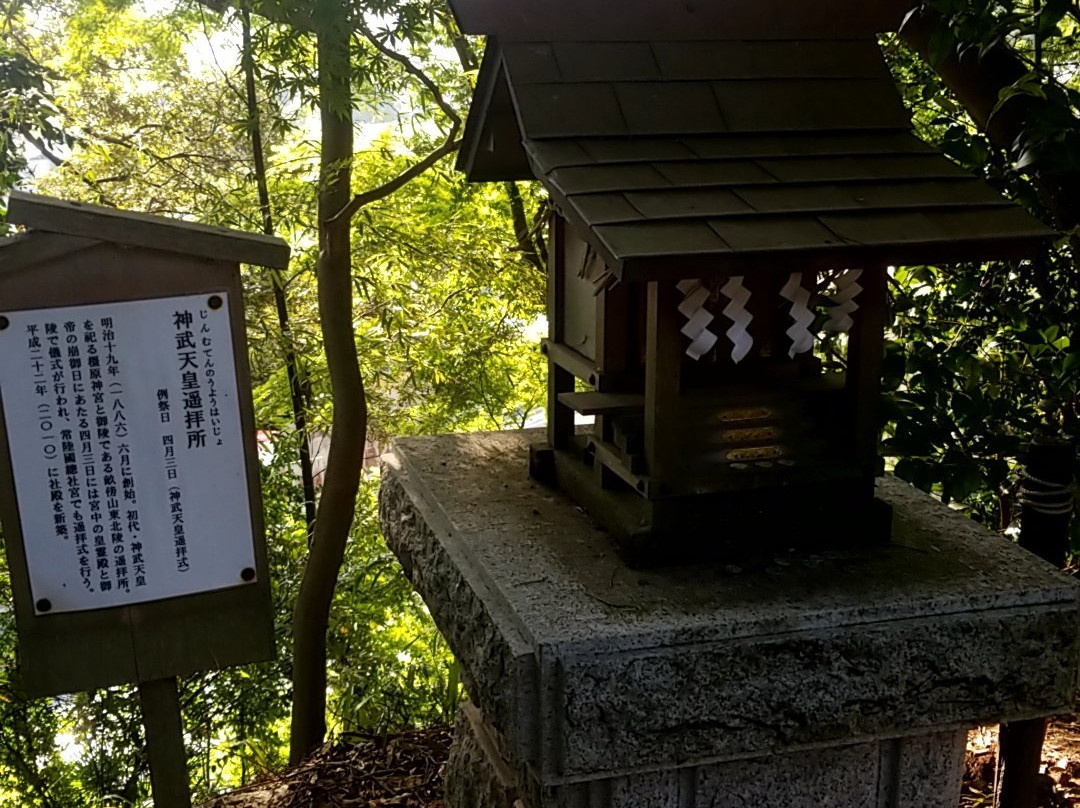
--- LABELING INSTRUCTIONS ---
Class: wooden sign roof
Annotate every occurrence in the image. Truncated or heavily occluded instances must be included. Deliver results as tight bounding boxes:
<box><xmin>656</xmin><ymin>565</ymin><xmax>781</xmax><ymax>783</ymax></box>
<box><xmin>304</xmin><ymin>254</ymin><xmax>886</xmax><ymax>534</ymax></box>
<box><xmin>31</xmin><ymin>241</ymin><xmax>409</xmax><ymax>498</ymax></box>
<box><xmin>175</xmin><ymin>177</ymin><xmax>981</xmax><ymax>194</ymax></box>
<box><xmin>3</xmin><ymin>191</ymin><xmax>290</xmax><ymax>269</ymax></box>
<box><xmin>446</xmin><ymin>0</ymin><xmax>917</xmax><ymax>40</ymax></box>
<box><xmin>459</xmin><ymin>39</ymin><xmax>1054</xmax><ymax>280</ymax></box>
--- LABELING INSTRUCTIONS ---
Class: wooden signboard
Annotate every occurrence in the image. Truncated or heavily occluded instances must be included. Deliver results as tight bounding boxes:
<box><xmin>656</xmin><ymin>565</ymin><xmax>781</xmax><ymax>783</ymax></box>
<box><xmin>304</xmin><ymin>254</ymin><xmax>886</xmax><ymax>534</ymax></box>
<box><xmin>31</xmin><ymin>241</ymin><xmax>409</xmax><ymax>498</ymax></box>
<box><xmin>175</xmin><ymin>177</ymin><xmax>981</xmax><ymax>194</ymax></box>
<box><xmin>0</xmin><ymin>192</ymin><xmax>289</xmax><ymax>806</ymax></box>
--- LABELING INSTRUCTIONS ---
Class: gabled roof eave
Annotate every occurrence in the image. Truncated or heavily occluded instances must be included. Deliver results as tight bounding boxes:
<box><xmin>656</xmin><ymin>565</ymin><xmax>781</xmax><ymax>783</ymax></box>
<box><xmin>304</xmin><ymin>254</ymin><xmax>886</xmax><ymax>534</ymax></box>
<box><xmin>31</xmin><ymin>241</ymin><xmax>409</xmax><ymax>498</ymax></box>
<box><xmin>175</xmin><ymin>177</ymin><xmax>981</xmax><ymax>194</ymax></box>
<box><xmin>6</xmin><ymin>191</ymin><xmax>290</xmax><ymax>269</ymax></box>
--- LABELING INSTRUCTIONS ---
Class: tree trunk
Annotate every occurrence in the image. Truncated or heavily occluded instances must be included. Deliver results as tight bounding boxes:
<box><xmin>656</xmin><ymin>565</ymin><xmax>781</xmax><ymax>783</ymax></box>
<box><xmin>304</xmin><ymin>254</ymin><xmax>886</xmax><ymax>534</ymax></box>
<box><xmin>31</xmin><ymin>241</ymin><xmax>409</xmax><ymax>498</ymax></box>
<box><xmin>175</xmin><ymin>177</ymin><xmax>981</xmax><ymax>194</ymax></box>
<box><xmin>289</xmin><ymin>11</ymin><xmax>366</xmax><ymax>764</ymax></box>
<box><xmin>241</xmin><ymin>4</ymin><xmax>318</xmax><ymax>540</ymax></box>
<box><xmin>900</xmin><ymin>9</ymin><xmax>1080</xmax><ymax>232</ymax></box>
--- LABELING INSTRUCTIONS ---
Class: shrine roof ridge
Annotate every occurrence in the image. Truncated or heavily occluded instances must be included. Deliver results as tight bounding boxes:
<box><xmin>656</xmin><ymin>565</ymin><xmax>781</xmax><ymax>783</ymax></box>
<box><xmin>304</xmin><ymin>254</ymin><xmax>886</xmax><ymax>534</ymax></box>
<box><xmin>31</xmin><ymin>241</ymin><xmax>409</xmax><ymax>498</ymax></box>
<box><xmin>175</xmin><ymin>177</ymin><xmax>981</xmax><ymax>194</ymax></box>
<box><xmin>4</xmin><ymin>191</ymin><xmax>290</xmax><ymax>269</ymax></box>
<box><xmin>446</xmin><ymin>0</ymin><xmax>918</xmax><ymax>40</ymax></box>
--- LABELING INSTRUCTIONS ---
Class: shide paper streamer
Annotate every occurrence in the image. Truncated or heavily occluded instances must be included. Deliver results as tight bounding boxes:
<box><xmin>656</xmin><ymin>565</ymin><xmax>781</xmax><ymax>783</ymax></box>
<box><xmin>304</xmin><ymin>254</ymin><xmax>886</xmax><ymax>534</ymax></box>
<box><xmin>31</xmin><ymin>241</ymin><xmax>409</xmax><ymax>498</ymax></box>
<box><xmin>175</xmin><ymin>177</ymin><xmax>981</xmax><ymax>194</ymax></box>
<box><xmin>720</xmin><ymin>276</ymin><xmax>753</xmax><ymax>363</ymax></box>
<box><xmin>676</xmin><ymin>278</ymin><xmax>755</xmax><ymax>362</ymax></box>
<box><xmin>824</xmin><ymin>269</ymin><xmax>862</xmax><ymax>334</ymax></box>
<box><xmin>780</xmin><ymin>272</ymin><xmax>815</xmax><ymax>358</ymax></box>
<box><xmin>676</xmin><ymin>279</ymin><xmax>719</xmax><ymax>361</ymax></box>
<box><xmin>677</xmin><ymin>271</ymin><xmax>861</xmax><ymax>362</ymax></box>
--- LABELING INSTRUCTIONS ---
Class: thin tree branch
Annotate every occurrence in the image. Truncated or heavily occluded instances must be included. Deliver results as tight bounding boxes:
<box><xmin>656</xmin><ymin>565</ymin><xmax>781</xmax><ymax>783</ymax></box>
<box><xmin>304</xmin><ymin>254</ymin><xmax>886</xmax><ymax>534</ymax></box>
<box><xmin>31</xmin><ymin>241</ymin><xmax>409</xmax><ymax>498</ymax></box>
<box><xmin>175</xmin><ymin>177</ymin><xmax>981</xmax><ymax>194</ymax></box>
<box><xmin>188</xmin><ymin>0</ymin><xmax>314</xmax><ymax>32</ymax></box>
<box><xmin>531</xmin><ymin>197</ymin><xmax>549</xmax><ymax>260</ymax></box>
<box><xmin>21</xmin><ymin>133</ymin><xmax>64</xmax><ymax>166</ymax></box>
<box><xmin>434</xmin><ymin>7</ymin><xmax>479</xmax><ymax>73</ymax></box>
<box><xmin>242</xmin><ymin>1</ymin><xmax>318</xmax><ymax>541</ymax></box>
<box><xmin>323</xmin><ymin>18</ymin><xmax>466</xmax><ymax>223</ymax></box>
<box><xmin>330</xmin><ymin>135</ymin><xmax>461</xmax><ymax>223</ymax></box>
<box><xmin>0</xmin><ymin>709</ymin><xmax>59</xmax><ymax>808</ymax></box>
<box><xmin>504</xmin><ymin>181</ymin><xmax>544</xmax><ymax>274</ymax></box>
<box><xmin>356</xmin><ymin>19</ymin><xmax>462</xmax><ymax>130</ymax></box>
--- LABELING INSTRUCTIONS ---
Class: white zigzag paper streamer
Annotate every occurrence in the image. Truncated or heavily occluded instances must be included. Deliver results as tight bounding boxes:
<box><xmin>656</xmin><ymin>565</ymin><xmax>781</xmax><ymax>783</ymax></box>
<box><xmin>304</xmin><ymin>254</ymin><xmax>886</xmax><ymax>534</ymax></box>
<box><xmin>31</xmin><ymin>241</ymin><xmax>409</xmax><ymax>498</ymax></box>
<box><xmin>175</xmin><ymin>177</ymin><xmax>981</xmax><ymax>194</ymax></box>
<box><xmin>686</xmin><ymin>326</ymin><xmax>719</xmax><ymax>360</ymax></box>
<box><xmin>676</xmin><ymin>279</ymin><xmax>718</xmax><ymax>360</ymax></box>
<box><xmin>824</xmin><ymin>269</ymin><xmax>863</xmax><ymax>334</ymax></box>
<box><xmin>676</xmin><ymin>279</ymin><xmax>699</xmax><ymax>295</ymax></box>
<box><xmin>779</xmin><ymin>272</ymin><xmax>815</xmax><ymax>358</ymax></box>
<box><xmin>720</xmin><ymin>276</ymin><xmax>753</xmax><ymax>364</ymax></box>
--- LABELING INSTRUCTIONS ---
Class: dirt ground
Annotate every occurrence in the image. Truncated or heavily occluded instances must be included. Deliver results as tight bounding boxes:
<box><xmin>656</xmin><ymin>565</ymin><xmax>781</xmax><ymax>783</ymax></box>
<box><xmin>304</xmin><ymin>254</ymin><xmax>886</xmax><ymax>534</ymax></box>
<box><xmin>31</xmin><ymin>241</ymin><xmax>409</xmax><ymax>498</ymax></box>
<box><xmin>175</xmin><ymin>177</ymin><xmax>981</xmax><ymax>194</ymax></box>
<box><xmin>201</xmin><ymin>718</ymin><xmax>1080</xmax><ymax>808</ymax></box>
<box><xmin>962</xmin><ymin>719</ymin><xmax>1080</xmax><ymax>807</ymax></box>
<box><xmin>201</xmin><ymin>727</ymin><xmax>452</xmax><ymax>808</ymax></box>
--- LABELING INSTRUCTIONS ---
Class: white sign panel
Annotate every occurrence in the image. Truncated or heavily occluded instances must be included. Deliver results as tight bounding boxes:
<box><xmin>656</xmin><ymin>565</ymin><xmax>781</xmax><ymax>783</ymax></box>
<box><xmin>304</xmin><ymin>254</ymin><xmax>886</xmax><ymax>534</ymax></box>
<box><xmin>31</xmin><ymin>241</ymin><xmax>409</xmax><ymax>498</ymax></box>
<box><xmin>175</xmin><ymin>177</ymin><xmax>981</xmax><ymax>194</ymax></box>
<box><xmin>0</xmin><ymin>293</ymin><xmax>256</xmax><ymax>614</ymax></box>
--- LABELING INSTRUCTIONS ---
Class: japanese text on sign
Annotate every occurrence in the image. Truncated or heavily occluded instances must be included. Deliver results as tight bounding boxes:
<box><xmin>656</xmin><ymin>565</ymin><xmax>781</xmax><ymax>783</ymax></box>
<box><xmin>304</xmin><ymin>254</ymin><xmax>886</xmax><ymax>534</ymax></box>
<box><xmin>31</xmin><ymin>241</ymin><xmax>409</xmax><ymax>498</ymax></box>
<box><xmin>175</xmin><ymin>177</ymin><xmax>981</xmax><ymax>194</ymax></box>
<box><xmin>0</xmin><ymin>294</ymin><xmax>256</xmax><ymax>614</ymax></box>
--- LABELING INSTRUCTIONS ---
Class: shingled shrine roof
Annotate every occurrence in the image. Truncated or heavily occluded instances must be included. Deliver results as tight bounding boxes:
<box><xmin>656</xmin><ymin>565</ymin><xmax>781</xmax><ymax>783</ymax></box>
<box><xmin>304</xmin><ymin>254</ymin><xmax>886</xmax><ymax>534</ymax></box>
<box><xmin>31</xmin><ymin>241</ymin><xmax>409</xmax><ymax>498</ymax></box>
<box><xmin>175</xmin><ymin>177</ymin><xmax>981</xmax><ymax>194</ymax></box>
<box><xmin>457</xmin><ymin>36</ymin><xmax>1054</xmax><ymax>281</ymax></box>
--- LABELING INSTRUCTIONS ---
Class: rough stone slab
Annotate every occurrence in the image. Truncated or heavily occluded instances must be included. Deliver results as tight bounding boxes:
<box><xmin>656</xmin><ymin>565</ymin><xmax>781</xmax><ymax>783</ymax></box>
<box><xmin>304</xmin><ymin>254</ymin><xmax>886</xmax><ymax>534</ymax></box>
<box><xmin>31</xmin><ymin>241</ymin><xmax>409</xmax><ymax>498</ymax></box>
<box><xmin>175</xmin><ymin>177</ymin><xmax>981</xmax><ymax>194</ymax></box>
<box><xmin>557</xmin><ymin>606</ymin><xmax>1072</xmax><ymax>776</ymax></box>
<box><xmin>891</xmin><ymin>730</ymin><xmax>968</xmax><ymax>808</ymax></box>
<box><xmin>447</xmin><ymin>701</ymin><xmax>967</xmax><ymax>808</ymax></box>
<box><xmin>379</xmin><ymin>430</ymin><xmax>1080</xmax><ymax>784</ymax></box>
<box><xmin>445</xmin><ymin>702</ymin><xmax>522</xmax><ymax>808</ymax></box>
<box><xmin>379</xmin><ymin>468</ymin><xmax>537</xmax><ymax>759</ymax></box>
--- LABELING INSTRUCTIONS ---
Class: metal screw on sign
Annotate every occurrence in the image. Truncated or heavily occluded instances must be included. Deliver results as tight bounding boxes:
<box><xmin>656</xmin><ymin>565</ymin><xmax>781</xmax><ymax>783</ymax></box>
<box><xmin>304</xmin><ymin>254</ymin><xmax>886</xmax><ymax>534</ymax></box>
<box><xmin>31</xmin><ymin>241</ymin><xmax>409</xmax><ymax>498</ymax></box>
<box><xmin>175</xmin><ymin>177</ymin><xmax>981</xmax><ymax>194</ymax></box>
<box><xmin>207</xmin><ymin>295</ymin><xmax>223</xmax><ymax>310</ymax></box>
<box><xmin>0</xmin><ymin>316</ymin><xmax>9</xmax><ymax>331</ymax></box>
<box><xmin>240</xmin><ymin>567</ymin><xmax>256</xmax><ymax>582</ymax></box>
<box><xmin>35</xmin><ymin>598</ymin><xmax>51</xmax><ymax>612</ymax></box>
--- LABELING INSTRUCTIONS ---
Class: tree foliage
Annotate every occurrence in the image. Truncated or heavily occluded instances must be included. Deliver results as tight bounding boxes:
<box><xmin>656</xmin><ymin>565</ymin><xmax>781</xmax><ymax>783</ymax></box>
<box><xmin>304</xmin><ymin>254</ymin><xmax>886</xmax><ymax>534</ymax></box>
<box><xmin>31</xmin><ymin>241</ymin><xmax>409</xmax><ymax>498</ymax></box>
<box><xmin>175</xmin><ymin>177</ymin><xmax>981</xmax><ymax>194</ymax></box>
<box><xmin>881</xmin><ymin>1</ymin><xmax>1079</xmax><ymax>539</ymax></box>
<box><xmin>0</xmin><ymin>2</ymin><xmax>65</xmax><ymax>221</ymax></box>
<box><xmin>0</xmin><ymin>0</ymin><xmax>543</xmax><ymax>802</ymax></box>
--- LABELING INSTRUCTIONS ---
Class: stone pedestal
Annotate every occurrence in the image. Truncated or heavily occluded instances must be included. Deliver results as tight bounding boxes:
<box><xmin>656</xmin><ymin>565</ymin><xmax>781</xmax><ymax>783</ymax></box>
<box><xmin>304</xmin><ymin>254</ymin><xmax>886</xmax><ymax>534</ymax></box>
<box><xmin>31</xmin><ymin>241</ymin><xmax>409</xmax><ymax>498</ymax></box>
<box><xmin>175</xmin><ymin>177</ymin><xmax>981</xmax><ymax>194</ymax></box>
<box><xmin>445</xmin><ymin>699</ymin><xmax>968</xmax><ymax>808</ymax></box>
<box><xmin>379</xmin><ymin>431</ymin><xmax>1080</xmax><ymax>808</ymax></box>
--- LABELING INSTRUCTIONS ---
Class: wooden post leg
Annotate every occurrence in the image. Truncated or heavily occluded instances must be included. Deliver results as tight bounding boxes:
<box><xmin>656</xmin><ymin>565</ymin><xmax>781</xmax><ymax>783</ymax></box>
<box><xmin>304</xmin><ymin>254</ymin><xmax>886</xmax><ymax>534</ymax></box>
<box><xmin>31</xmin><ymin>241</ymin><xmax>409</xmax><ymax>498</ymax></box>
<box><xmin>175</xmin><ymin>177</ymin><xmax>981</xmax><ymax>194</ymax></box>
<box><xmin>997</xmin><ymin>438</ymin><xmax>1075</xmax><ymax>808</ymax></box>
<box><xmin>139</xmin><ymin>677</ymin><xmax>192</xmax><ymax>808</ymax></box>
<box><xmin>644</xmin><ymin>280</ymin><xmax>682</xmax><ymax>484</ymax></box>
<box><xmin>997</xmin><ymin>719</ymin><xmax>1047</xmax><ymax>808</ymax></box>
<box><xmin>845</xmin><ymin>264</ymin><xmax>887</xmax><ymax>476</ymax></box>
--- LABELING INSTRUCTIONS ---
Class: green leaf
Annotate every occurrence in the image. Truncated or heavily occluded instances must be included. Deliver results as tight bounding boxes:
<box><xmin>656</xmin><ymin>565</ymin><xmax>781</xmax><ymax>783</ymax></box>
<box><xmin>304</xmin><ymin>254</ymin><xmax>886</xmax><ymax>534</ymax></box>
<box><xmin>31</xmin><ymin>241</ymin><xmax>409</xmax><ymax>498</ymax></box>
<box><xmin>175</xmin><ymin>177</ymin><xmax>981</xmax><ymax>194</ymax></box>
<box><xmin>927</xmin><ymin>25</ymin><xmax>957</xmax><ymax>66</ymax></box>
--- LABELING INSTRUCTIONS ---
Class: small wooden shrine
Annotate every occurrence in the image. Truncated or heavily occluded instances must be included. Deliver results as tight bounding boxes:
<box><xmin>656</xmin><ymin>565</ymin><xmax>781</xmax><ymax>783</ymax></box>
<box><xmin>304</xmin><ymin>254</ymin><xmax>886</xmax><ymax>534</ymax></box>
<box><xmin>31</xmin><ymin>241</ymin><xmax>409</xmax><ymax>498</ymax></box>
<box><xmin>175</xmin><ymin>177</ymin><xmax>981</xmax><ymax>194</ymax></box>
<box><xmin>452</xmin><ymin>0</ymin><xmax>1054</xmax><ymax>561</ymax></box>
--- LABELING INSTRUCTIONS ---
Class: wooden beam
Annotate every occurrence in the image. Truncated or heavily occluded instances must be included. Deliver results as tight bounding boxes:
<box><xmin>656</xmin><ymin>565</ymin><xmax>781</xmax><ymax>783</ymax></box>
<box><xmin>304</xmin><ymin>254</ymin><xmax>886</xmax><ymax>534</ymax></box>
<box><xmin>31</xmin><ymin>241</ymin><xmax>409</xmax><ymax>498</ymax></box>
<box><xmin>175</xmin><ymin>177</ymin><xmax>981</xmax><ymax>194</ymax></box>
<box><xmin>7</xmin><ymin>191</ymin><xmax>290</xmax><ymax>269</ymax></box>
<box><xmin>541</xmin><ymin>340</ymin><xmax>601</xmax><ymax>385</ymax></box>
<box><xmin>589</xmin><ymin>438</ymin><xmax>648</xmax><ymax>488</ymax></box>
<box><xmin>0</xmin><ymin>233</ymin><xmax>101</xmax><ymax>275</ymax></box>
<box><xmin>644</xmin><ymin>280</ymin><xmax>682</xmax><ymax>484</ymax></box>
<box><xmin>546</xmin><ymin>216</ymin><xmax>574</xmax><ymax>450</ymax></box>
<box><xmin>845</xmin><ymin>263</ymin><xmax>888</xmax><ymax>470</ymax></box>
<box><xmin>446</xmin><ymin>0</ymin><xmax>914</xmax><ymax>39</ymax></box>
<box><xmin>557</xmin><ymin>391</ymin><xmax>644</xmax><ymax>415</ymax></box>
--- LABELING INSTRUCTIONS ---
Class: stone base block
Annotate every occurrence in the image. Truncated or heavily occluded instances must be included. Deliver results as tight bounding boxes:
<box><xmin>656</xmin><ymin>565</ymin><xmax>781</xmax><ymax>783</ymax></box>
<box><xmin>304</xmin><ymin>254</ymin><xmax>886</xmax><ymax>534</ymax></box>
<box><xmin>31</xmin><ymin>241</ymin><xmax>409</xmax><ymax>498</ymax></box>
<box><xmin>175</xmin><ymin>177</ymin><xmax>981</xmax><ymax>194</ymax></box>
<box><xmin>445</xmin><ymin>702</ymin><xmax>522</xmax><ymax>808</ymax></box>
<box><xmin>447</xmin><ymin>701</ymin><xmax>966</xmax><ymax>808</ymax></box>
<box><xmin>379</xmin><ymin>431</ymin><xmax>1080</xmax><ymax>808</ymax></box>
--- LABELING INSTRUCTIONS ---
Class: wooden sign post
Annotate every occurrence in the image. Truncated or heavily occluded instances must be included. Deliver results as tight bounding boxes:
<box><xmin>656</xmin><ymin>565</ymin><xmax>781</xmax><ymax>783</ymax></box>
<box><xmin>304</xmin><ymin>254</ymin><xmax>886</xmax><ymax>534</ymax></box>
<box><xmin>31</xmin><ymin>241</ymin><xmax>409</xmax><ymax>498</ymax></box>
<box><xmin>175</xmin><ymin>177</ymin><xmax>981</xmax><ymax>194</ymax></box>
<box><xmin>140</xmin><ymin>677</ymin><xmax>192</xmax><ymax>808</ymax></box>
<box><xmin>0</xmin><ymin>192</ymin><xmax>289</xmax><ymax>805</ymax></box>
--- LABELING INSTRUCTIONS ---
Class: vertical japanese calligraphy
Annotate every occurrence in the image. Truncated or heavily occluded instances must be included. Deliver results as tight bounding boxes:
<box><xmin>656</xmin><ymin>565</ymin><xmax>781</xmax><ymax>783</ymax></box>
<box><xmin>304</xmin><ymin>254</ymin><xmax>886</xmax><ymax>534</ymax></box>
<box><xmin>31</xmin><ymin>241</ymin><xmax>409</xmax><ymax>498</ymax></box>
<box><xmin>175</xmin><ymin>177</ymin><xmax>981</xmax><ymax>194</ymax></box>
<box><xmin>0</xmin><ymin>293</ymin><xmax>256</xmax><ymax>613</ymax></box>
